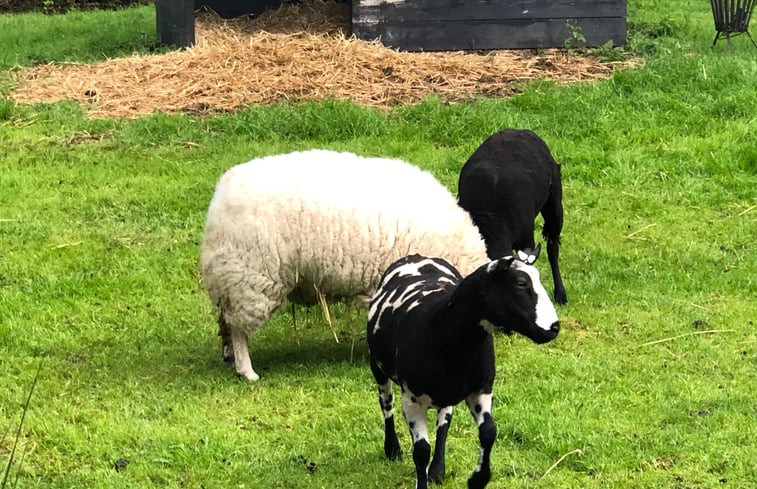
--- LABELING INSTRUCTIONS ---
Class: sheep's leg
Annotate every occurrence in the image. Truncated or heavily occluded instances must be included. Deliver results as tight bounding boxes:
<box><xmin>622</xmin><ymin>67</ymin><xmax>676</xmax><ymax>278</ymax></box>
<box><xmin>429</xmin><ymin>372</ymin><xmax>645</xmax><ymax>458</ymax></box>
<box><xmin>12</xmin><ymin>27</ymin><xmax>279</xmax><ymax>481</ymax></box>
<box><xmin>230</xmin><ymin>328</ymin><xmax>259</xmax><ymax>381</ymax></box>
<box><xmin>370</xmin><ymin>361</ymin><xmax>401</xmax><ymax>460</ymax></box>
<box><xmin>546</xmin><ymin>237</ymin><xmax>567</xmax><ymax>305</ymax></box>
<box><xmin>427</xmin><ymin>406</ymin><xmax>454</xmax><ymax>484</ymax></box>
<box><xmin>466</xmin><ymin>392</ymin><xmax>496</xmax><ymax>489</ymax></box>
<box><xmin>217</xmin><ymin>315</ymin><xmax>234</xmax><ymax>364</ymax></box>
<box><xmin>402</xmin><ymin>392</ymin><xmax>431</xmax><ymax>489</ymax></box>
<box><xmin>541</xmin><ymin>185</ymin><xmax>567</xmax><ymax>304</ymax></box>
<box><xmin>223</xmin><ymin>281</ymin><xmax>287</xmax><ymax>381</ymax></box>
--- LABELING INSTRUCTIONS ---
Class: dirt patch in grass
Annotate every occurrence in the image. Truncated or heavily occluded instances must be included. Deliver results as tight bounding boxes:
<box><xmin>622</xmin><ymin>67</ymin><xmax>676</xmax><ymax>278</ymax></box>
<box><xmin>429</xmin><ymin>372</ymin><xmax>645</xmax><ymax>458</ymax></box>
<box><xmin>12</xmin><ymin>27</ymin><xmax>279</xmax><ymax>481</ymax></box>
<box><xmin>10</xmin><ymin>0</ymin><xmax>638</xmax><ymax>119</ymax></box>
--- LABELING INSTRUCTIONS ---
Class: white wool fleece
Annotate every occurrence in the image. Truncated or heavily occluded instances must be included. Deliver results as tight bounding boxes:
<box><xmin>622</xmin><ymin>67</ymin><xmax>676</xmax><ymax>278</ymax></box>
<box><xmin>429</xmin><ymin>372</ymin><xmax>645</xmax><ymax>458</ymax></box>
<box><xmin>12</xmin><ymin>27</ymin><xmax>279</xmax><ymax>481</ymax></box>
<box><xmin>200</xmin><ymin>149</ymin><xmax>488</xmax><ymax>336</ymax></box>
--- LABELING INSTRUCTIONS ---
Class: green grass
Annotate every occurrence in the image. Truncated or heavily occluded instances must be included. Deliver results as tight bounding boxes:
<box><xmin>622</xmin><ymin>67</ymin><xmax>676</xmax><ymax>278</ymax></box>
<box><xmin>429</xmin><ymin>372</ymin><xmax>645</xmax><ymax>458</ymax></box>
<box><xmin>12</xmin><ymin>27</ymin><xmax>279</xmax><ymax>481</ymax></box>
<box><xmin>1</xmin><ymin>1</ymin><xmax>756</xmax><ymax>488</ymax></box>
<box><xmin>0</xmin><ymin>6</ymin><xmax>159</xmax><ymax>70</ymax></box>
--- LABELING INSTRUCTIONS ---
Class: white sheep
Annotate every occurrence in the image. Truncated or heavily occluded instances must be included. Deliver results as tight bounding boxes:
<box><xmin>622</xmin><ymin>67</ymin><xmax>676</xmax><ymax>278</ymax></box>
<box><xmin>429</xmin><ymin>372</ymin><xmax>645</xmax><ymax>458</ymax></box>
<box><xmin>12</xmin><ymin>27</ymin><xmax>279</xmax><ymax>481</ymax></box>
<box><xmin>200</xmin><ymin>149</ymin><xmax>488</xmax><ymax>381</ymax></box>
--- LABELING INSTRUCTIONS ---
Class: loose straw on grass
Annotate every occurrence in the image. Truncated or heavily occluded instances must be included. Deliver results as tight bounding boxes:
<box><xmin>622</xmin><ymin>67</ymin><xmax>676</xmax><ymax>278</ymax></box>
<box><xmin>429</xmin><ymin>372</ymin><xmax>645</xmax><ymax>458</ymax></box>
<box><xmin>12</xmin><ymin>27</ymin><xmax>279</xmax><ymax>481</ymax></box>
<box><xmin>539</xmin><ymin>448</ymin><xmax>584</xmax><ymax>481</ymax></box>
<box><xmin>670</xmin><ymin>298</ymin><xmax>712</xmax><ymax>313</ymax></box>
<box><xmin>49</xmin><ymin>241</ymin><xmax>83</xmax><ymax>249</ymax></box>
<box><xmin>638</xmin><ymin>329</ymin><xmax>735</xmax><ymax>347</ymax></box>
<box><xmin>10</xmin><ymin>0</ymin><xmax>637</xmax><ymax>119</ymax></box>
<box><xmin>624</xmin><ymin>223</ymin><xmax>657</xmax><ymax>240</ymax></box>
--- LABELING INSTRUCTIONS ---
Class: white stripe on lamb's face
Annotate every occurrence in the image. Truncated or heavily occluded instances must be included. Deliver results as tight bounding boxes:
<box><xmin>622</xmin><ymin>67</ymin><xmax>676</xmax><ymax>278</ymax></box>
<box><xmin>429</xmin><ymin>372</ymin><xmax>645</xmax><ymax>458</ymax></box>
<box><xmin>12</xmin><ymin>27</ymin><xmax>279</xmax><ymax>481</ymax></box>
<box><xmin>512</xmin><ymin>261</ymin><xmax>558</xmax><ymax>331</ymax></box>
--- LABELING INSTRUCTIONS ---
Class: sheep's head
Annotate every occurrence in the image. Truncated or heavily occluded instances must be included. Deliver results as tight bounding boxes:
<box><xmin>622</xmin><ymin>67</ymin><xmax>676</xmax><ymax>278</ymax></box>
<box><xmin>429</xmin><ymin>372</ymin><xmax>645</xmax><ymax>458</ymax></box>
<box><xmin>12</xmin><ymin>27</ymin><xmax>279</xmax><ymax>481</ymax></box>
<box><xmin>480</xmin><ymin>244</ymin><xmax>560</xmax><ymax>344</ymax></box>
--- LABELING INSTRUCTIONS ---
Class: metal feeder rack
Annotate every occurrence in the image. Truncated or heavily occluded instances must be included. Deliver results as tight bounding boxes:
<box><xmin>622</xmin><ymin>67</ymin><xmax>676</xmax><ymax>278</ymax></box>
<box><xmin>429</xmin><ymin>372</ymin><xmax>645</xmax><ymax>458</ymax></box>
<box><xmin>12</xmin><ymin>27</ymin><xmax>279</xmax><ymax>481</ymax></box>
<box><xmin>710</xmin><ymin>0</ymin><xmax>757</xmax><ymax>48</ymax></box>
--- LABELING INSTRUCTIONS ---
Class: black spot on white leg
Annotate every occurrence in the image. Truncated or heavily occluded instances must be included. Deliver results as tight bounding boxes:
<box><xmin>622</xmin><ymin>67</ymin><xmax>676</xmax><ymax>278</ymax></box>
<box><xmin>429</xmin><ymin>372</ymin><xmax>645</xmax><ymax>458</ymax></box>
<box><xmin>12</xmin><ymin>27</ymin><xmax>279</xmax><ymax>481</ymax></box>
<box><xmin>413</xmin><ymin>438</ymin><xmax>431</xmax><ymax>489</ymax></box>
<box><xmin>372</xmin><ymin>362</ymin><xmax>401</xmax><ymax>460</ymax></box>
<box><xmin>376</xmin><ymin>378</ymin><xmax>401</xmax><ymax>460</ymax></box>
<box><xmin>467</xmin><ymin>393</ymin><xmax>496</xmax><ymax>489</ymax></box>
<box><xmin>379</xmin><ymin>386</ymin><xmax>395</xmax><ymax>418</ymax></box>
<box><xmin>403</xmin><ymin>393</ymin><xmax>431</xmax><ymax>489</ymax></box>
<box><xmin>428</xmin><ymin>406</ymin><xmax>454</xmax><ymax>484</ymax></box>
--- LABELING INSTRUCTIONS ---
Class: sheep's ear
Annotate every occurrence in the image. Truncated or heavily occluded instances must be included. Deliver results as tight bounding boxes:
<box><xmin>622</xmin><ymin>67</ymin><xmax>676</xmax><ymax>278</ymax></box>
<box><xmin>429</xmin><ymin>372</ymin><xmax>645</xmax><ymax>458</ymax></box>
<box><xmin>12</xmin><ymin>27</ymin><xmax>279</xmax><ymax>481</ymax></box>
<box><xmin>487</xmin><ymin>256</ymin><xmax>515</xmax><ymax>274</ymax></box>
<box><xmin>516</xmin><ymin>243</ymin><xmax>541</xmax><ymax>265</ymax></box>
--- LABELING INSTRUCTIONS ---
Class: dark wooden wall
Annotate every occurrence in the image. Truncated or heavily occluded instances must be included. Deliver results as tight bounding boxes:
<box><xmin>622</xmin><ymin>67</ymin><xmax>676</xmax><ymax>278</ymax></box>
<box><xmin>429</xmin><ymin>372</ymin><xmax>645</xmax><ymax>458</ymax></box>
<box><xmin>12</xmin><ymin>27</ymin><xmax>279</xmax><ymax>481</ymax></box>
<box><xmin>156</xmin><ymin>1</ymin><xmax>627</xmax><ymax>51</ymax></box>
<box><xmin>352</xmin><ymin>0</ymin><xmax>627</xmax><ymax>51</ymax></box>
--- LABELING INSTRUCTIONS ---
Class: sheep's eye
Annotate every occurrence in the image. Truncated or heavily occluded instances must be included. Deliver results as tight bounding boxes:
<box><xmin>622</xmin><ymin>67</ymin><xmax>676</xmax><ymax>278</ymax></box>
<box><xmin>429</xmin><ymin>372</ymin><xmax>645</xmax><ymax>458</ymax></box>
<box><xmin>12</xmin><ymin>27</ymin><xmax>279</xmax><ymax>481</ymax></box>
<box><xmin>516</xmin><ymin>279</ymin><xmax>530</xmax><ymax>290</ymax></box>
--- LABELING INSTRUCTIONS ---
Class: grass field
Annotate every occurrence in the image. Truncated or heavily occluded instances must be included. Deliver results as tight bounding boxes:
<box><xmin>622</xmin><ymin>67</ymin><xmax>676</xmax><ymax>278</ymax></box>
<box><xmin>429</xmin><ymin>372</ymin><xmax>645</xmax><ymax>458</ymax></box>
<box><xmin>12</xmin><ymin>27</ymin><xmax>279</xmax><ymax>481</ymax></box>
<box><xmin>1</xmin><ymin>1</ymin><xmax>755</xmax><ymax>488</ymax></box>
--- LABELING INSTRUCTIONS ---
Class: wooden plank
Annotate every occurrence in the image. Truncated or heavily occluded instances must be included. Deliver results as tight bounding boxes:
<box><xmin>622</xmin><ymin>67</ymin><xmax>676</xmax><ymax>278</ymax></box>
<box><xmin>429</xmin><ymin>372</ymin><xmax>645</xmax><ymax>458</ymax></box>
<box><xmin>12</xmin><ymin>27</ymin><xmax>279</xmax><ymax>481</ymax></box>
<box><xmin>353</xmin><ymin>17</ymin><xmax>627</xmax><ymax>50</ymax></box>
<box><xmin>156</xmin><ymin>0</ymin><xmax>196</xmax><ymax>48</ymax></box>
<box><xmin>353</xmin><ymin>0</ymin><xmax>626</xmax><ymax>23</ymax></box>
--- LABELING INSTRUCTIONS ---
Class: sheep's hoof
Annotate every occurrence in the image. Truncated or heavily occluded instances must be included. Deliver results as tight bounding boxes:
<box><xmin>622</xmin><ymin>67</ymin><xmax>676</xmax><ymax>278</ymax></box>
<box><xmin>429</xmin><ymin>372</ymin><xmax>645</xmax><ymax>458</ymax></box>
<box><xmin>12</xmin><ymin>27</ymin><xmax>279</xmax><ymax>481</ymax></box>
<box><xmin>467</xmin><ymin>468</ymin><xmax>491</xmax><ymax>489</ymax></box>
<box><xmin>236</xmin><ymin>370</ymin><xmax>260</xmax><ymax>382</ymax></box>
<box><xmin>384</xmin><ymin>443</ymin><xmax>402</xmax><ymax>461</ymax></box>
<box><xmin>427</xmin><ymin>465</ymin><xmax>444</xmax><ymax>484</ymax></box>
<box><xmin>554</xmin><ymin>289</ymin><xmax>568</xmax><ymax>305</ymax></box>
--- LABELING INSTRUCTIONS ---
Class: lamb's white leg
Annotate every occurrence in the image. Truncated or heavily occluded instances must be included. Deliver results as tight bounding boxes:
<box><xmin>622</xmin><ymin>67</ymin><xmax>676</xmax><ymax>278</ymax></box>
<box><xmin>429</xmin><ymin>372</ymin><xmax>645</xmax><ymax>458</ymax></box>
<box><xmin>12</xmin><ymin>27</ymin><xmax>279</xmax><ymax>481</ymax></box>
<box><xmin>466</xmin><ymin>392</ymin><xmax>495</xmax><ymax>489</ymax></box>
<box><xmin>402</xmin><ymin>391</ymin><xmax>431</xmax><ymax>489</ymax></box>
<box><xmin>428</xmin><ymin>406</ymin><xmax>454</xmax><ymax>483</ymax></box>
<box><xmin>231</xmin><ymin>329</ymin><xmax>259</xmax><ymax>381</ymax></box>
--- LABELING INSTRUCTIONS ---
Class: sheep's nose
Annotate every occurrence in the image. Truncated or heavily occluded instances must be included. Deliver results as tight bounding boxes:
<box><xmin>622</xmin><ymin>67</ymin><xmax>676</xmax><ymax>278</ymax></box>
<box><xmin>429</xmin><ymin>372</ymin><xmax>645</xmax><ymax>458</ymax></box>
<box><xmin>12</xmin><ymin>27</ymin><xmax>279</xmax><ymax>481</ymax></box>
<box><xmin>532</xmin><ymin>321</ymin><xmax>559</xmax><ymax>344</ymax></box>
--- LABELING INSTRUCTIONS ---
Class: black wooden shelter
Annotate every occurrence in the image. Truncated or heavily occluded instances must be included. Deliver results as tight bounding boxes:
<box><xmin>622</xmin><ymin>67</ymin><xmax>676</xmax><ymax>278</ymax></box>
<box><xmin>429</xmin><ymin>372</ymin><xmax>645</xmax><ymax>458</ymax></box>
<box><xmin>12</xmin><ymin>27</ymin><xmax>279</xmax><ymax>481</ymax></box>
<box><xmin>156</xmin><ymin>0</ymin><xmax>627</xmax><ymax>51</ymax></box>
<box><xmin>352</xmin><ymin>0</ymin><xmax>626</xmax><ymax>50</ymax></box>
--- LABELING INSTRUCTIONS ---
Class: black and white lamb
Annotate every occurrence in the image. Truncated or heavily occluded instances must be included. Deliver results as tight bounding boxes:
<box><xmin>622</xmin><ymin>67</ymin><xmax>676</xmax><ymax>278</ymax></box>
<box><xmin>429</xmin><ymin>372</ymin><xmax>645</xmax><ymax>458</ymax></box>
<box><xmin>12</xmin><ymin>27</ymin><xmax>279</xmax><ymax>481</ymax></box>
<box><xmin>200</xmin><ymin>149</ymin><xmax>489</xmax><ymax>381</ymax></box>
<box><xmin>367</xmin><ymin>247</ymin><xmax>559</xmax><ymax>489</ymax></box>
<box><xmin>458</xmin><ymin>128</ymin><xmax>567</xmax><ymax>304</ymax></box>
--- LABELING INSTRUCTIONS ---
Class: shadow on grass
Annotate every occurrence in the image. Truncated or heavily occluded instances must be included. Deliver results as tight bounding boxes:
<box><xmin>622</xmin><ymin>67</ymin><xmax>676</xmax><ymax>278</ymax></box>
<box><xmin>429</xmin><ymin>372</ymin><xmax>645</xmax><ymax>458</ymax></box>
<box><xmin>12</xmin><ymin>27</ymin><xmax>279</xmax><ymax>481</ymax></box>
<box><xmin>49</xmin><ymin>323</ymin><xmax>371</xmax><ymax>394</ymax></box>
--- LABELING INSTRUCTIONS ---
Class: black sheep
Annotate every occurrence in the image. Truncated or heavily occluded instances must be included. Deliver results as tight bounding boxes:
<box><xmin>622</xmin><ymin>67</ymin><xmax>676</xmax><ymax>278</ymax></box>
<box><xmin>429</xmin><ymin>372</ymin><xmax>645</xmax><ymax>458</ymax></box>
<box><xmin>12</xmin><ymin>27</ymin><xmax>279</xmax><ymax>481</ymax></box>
<box><xmin>458</xmin><ymin>129</ymin><xmax>567</xmax><ymax>304</ymax></box>
<box><xmin>367</xmin><ymin>249</ymin><xmax>559</xmax><ymax>489</ymax></box>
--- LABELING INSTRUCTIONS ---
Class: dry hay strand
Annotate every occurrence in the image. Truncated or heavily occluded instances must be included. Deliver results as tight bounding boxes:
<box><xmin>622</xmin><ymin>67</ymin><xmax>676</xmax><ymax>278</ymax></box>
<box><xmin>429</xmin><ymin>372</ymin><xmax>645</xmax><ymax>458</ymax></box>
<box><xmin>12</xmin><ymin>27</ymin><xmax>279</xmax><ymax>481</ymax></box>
<box><xmin>10</xmin><ymin>0</ymin><xmax>638</xmax><ymax>119</ymax></box>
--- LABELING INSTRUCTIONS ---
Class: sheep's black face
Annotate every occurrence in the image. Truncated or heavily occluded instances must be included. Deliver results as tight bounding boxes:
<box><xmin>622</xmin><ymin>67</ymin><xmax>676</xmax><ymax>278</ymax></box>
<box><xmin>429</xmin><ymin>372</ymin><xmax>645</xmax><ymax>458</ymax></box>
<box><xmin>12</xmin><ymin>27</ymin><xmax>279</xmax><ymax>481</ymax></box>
<box><xmin>482</xmin><ymin>249</ymin><xmax>559</xmax><ymax>344</ymax></box>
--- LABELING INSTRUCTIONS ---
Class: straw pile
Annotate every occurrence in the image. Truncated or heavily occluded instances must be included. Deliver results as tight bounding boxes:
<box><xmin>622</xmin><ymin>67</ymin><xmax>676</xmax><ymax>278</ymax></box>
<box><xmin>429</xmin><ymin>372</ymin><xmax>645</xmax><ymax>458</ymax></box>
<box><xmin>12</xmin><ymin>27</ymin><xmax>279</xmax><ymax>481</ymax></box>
<box><xmin>11</xmin><ymin>0</ymin><xmax>636</xmax><ymax>119</ymax></box>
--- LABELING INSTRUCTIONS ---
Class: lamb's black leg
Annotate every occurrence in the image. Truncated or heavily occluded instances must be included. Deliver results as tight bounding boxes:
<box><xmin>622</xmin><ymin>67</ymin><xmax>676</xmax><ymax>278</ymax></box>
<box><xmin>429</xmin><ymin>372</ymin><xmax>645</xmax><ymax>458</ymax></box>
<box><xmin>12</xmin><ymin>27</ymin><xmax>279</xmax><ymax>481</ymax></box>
<box><xmin>466</xmin><ymin>392</ymin><xmax>496</xmax><ymax>489</ymax></box>
<box><xmin>428</xmin><ymin>406</ymin><xmax>453</xmax><ymax>484</ymax></box>
<box><xmin>541</xmin><ymin>185</ymin><xmax>567</xmax><ymax>304</ymax></box>
<box><xmin>546</xmin><ymin>236</ymin><xmax>567</xmax><ymax>305</ymax></box>
<box><xmin>370</xmin><ymin>360</ymin><xmax>401</xmax><ymax>460</ymax></box>
<box><xmin>403</xmin><ymin>392</ymin><xmax>431</xmax><ymax>489</ymax></box>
